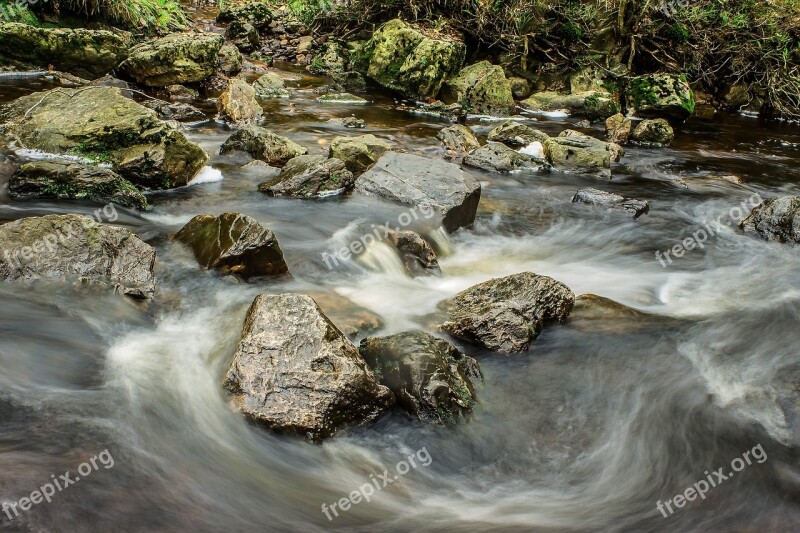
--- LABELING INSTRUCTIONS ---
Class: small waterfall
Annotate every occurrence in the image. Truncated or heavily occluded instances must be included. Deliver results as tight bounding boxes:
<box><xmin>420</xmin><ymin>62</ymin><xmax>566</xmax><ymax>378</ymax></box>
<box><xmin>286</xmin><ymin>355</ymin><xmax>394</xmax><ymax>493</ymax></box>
<box><xmin>425</xmin><ymin>226</ymin><xmax>454</xmax><ymax>257</ymax></box>
<box><xmin>356</xmin><ymin>241</ymin><xmax>407</xmax><ymax>276</ymax></box>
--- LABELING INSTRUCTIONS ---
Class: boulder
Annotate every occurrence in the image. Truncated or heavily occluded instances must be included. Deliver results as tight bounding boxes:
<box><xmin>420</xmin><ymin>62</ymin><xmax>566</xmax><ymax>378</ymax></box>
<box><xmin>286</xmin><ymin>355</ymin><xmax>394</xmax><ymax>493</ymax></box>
<box><xmin>316</xmin><ymin>92</ymin><xmax>368</xmax><ymax>104</ymax></box>
<box><xmin>509</xmin><ymin>76</ymin><xmax>533</xmax><ymax>99</ymax></box>
<box><xmin>441</xmin><ymin>61</ymin><xmax>515</xmax><ymax>116</ymax></box>
<box><xmin>627</xmin><ymin>74</ymin><xmax>695</xmax><ymax>122</ymax></box>
<box><xmin>217</xmin><ymin>1</ymin><xmax>273</xmax><ymax>27</ymax></box>
<box><xmin>175</xmin><ymin>212</ymin><xmax>289</xmax><ymax>279</ymax></box>
<box><xmin>223</xmin><ymin>293</ymin><xmax>394</xmax><ymax>440</ymax></box>
<box><xmin>9</xmin><ymin>161</ymin><xmax>147</xmax><ymax>210</ymax></box>
<box><xmin>572</xmin><ymin>187</ymin><xmax>649</xmax><ymax>218</ymax></box>
<box><xmin>365</xmin><ymin>19</ymin><xmax>465</xmax><ymax>100</ymax></box>
<box><xmin>220</xmin><ymin>126</ymin><xmax>306</xmax><ymax>166</ymax></box>
<box><xmin>1</xmin><ymin>87</ymin><xmax>207</xmax><ymax>189</ymax></box>
<box><xmin>438</xmin><ymin>272</ymin><xmax>575</xmax><ymax>354</ymax></box>
<box><xmin>631</xmin><ymin>118</ymin><xmax>674</xmax><ymax>146</ymax></box>
<box><xmin>341</xmin><ymin>116</ymin><xmax>366</xmax><ymax>128</ymax></box>
<box><xmin>252</xmin><ymin>72</ymin><xmax>289</xmax><ymax>99</ymax></box>
<box><xmin>385</xmin><ymin>229</ymin><xmax>441</xmax><ymax>277</ymax></box>
<box><xmin>740</xmin><ymin>196</ymin><xmax>800</xmax><ymax>243</ymax></box>
<box><xmin>521</xmin><ymin>90</ymin><xmax>620</xmax><ymax>120</ymax></box>
<box><xmin>355</xmin><ymin>152</ymin><xmax>481</xmax><ymax>233</ymax></box>
<box><xmin>309</xmin><ymin>292</ymin><xmax>384</xmax><ymax>338</ymax></box>
<box><xmin>218</xmin><ymin>78</ymin><xmax>263</xmax><ymax>125</ymax></box>
<box><xmin>463</xmin><ymin>142</ymin><xmax>544</xmax><ymax>173</ymax></box>
<box><xmin>359</xmin><ymin>330</ymin><xmax>481</xmax><ymax>424</ymax></box>
<box><xmin>0</xmin><ymin>22</ymin><xmax>130</xmax><ymax>79</ymax></box>
<box><xmin>119</xmin><ymin>32</ymin><xmax>224</xmax><ymax>87</ymax></box>
<box><xmin>258</xmin><ymin>155</ymin><xmax>354</xmax><ymax>198</ymax></box>
<box><xmin>330</xmin><ymin>71</ymin><xmax>367</xmax><ymax>92</ymax></box>
<box><xmin>329</xmin><ymin>134</ymin><xmax>391</xmax><ymax>174</ymax></box>
<box><xmin>226</xmin><ymin>21</ymin><xmax>260</xmax><ymax>53</ymax></box>
<box><xmin>545</xmin><ymin>130</ymin><xmax>620</xmax><ymax>177</ymax></box>
<box><xmin>142</xmin><ymin>99</ymin><xmax>205</xmax><ymax>122</ymax></box>
<box><xmin>0</xmin><ymin>214</ymin><xmax>155</xmax><ymax>299</ymax></box>
<box><xmin>486</xmin><ymin>121</ymin><xmax>550</xmax><ymax>147</ymax></box>
<box><xmin>605</xmin><ymin>113</ymin><xmax>632</xmax><ymax>144</ymax></box>
<box><xmin>309</xmin><ymin>42</ymin><xmax>347</xmax><ymax>74</ymax></box>
<box><xmin>436</xmin><ymin>124</ymin><xmax>480</xmax><ymax>153</ymax></box>
<box><xmin>218</xmin><ymin>43</ymin><xmax>243</xmax><ymax>75</ymax></box>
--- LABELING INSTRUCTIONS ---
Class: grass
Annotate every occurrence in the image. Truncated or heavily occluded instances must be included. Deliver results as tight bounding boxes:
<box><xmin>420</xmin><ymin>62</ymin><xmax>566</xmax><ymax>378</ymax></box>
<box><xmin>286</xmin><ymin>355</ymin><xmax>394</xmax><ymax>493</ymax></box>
<box><xmin>31</xmin><ymin>0</ymin><xmax>187</xmax><ymax>32</ymax></box>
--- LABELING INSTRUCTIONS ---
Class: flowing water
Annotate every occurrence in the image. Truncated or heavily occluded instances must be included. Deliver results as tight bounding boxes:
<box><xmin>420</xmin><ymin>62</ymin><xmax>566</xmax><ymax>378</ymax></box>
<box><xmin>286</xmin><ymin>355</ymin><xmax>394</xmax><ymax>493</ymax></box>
<box><xmin>1</xmin><ymin>66</ymin><xmax>800</xmax><ymax>532</ymax></box>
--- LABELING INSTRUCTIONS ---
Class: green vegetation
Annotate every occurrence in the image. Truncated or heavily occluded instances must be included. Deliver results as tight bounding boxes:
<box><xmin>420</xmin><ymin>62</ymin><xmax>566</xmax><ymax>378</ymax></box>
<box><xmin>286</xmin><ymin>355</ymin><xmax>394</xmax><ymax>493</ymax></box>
<box><xmin>0</xmin><ymin>1</ymin><xmax>41</xmax><ymax>25</ymax></box>
<box><xmin>32</xmin><ymin>0</ymin><xmax>187</xmax><ymax>33</ymax></box>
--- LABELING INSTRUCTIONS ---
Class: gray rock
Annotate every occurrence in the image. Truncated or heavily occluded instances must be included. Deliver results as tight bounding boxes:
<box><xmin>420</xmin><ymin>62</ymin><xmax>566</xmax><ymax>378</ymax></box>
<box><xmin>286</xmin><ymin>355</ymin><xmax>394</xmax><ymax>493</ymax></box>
<box><xmin>119</xmin><ymin>32</ymin><xmax>224</xmax><ymax>87</ymax></box>
<box><xmin>342</xmin><ymin>116</ymin><xmax>366</xmax><ymax>128</ymax></box>
<box><xmin>220</xmin><ymin>125</ymin><xmax>307</xmax><ymax>166</ymax></box>
<box><xmin>402</xmin><ymin>100</ymin><xmax>465</xmax><ymax>122</ymax></box>
<box><xmin>385</xmin><ymin>229</ymin><xmax>441</xmax><ymax>277</ymax></box>
<box><xmin>258</xmin><ymin>155</ymin><xmax>354</xmax><ymax>198</ymax></box>
<box><xmin>631</xmin><ymin>118</ymin><xmax>674</xmax><ymax>146</ymax></box>
<box><xmin>572</xmin><ymin>187</ymin><xmax>649</xmax><ymax>218</ymax></box>
<box><xmin>252</xmin><ymin>72</ymin><xmax>289</xmax><ymax>99</ymax></box>
<box><xmin>226</xmin><ymin>21</ymin><xmax>259</xmax><ymax>53</ymax></box>
<box><xmin>142</xmin><ymin>99</ymin><xmax>205</xmax><ymax>122</ymax></box>
<box><xmin>329</xmin><ymin>134</ymin><xmax>391</xmax><ymax>174</ymax></box>
<box><xmin>438</xmin><ymin>272</ymin><xmax>575</xmax><ymax>354</ymax></box>
<box><xmin>175</xmin><ymin>213</ymin><xmax>289</xmax><ymax>279</ymax></box>
<box><xmin>521</xmin><ymin>91</ymin><xmax>620</xmax><ymax>120</ymax></box>
<box><xmin>355</xmin><ymin>152</ymin><xmax>481</xmax><ymax>233</ymax></box>
<box><xmin>0</xmin><ymin>214</ymin><xmax>155</xmax><ymax>299</ymax></box>
<box><xmin>463</xmin><ymin>142</ymin><xmax>544</xmax><ymax>173</ymax></box>
<box><xmin>223</xmin><ymin>293</ymin><xmax>394</xmax><ymax>440</ymax></box>
<box><xmin>9</xmin><ymin>161</ymin><xmax>147</xmax><ymax>210</ymax></box>
<box><xmin>218</xmin><ymin>78</ymin><xmax>263</xmax><ymax>125</ymax></box>
<box><xmin>545</xmin><ymin>130</ymin><xmax>621</xmax><ymax>177</ymax></box>
<box><xmin>486</xmin><ymin>121</ymin><xmax>550</xmax><ymax>147</ymax></box>
<box><xmin>740</xmin><ymin>196</ymin><xmax>800</xmax><ymax>243</ymax></box>
<box><xmin>436</xmin><ymin>124</ymin><xmax>480</xmax><ymax>153</ymax></box>
<box><xmin>359</xmin><ymin>330</ymin><xmax>482</xmax><ymax>425</ymax></box>
<box><xmin>217</xmin><ymin>43</ymin><xmax>243</xmax><ymax>76</ymax></box>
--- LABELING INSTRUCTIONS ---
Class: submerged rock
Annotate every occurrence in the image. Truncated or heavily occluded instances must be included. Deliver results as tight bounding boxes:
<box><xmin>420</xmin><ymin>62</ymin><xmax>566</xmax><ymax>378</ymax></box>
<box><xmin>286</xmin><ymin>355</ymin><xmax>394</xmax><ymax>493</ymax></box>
<box><xmin>309</xmin><ymin>292</ymin><xmax>385</xmax><ymax>338</ymax></box>
<box><xmin>330</xmin><ymin>134</ymin><xmax>392</xmax><ymax>174</ymax></box>
<box><xmin>631</xmin><ymin>118</ymin><xmax>674</xmax><ymax>146</ymax></box>
<box><xmin>740</xmin><ymin>196</ymin><xmax>800</xmax><ymax>243</ymax></box>
<box><xmin>316</xmin><ymin>92</ymin><xmax>368</xmax><ymax>104</ymax></box>
<box><xmin>0</xmin><ymin>22</ymin><xmax>130</xmax><ymax>79</ymax></box>
<box><xmin>220</xmin><ymin>125</ymin><xmax>306</xmax><ymax>166</ymax></box>
<box><xmin>258</xmin><ymin>155</ymin><xmax>354</xmax><ymax>198</ymax></box>
<box><xmin>119</xmin><ymin>32</ymin><xmax>224</xmax><ymax>87</ymax></box>
<box><xmin>401</xmin><ymin>100</ymin><xmax>465</xmax><ymax>122</ymax></box>
<box><xmin>385</xmin><ymin>228</ymin><xmax>441</xmax><ymax>277</ymax></box>
<box><xmin>545</xmin><ymin>130</ymin><xmax>620</xmax><ymax>177</ymax></box>
<box><xmin>463</xmin><ymin>142</ymin><xmax>544</xmax><ymax>173</ymax></box>
<box><xmin>486</xmin><ymin>121</ymin><xmax>549</xmax><ymax>147</ymax></box>
<box><xmin>252</xmin><ymin>72</ymin><xmax>289</xmax><ymax>98</ymax></box>
<box><xmin>627</xmin><ymin>73</ymin><xmax>695</xmax><ymax>122</ymax></box>
<box><xmin>9</xmin><ymin>161</ymin><xmax>147</xmax><ymax>210</ymax></box>
<box><xmin>441</xmin><ymin>61</ymin><xmax>515</xmax><ymax>116</ymax></box>
<box><xmin>175</xmin><ymin>213</ymin><xmax>289</xmax><ymax>279</ymax></box>
<box><xmin>355</xmin><ymin>152</ymin><xmax>481</xmax><ymax>233</ymax></box>
<box><xmin>218</xmin><ymin>78</ymin><xmax>263</xmax><ymax>125</ymax></box>
<box><xmin>341</xmin><ymin>116</ymin><xmax>366</xmax><ymax>128</ymax></box>
<box><xmin>223</xmin><ymin>293</ymin><xmax>394</xmax><ymax>440</ymax></box>
<box><xmin>365</xmin><ymin>19</ymin><xmax>465</xmax><ymax>100</ymax></box>
<box><xmin>521</xmin><ymin>91</ymin><xmax>620</xmax><ymax>120</ymax></box>
<box><xmin>1</xmin><ymin>87</ymin><xmax>207</xmax><ymax>189</ymax></box>
<box><xmin>436</xmin><ymin>124</ymin><xmax>480</xmax><ymax>153</ymax></box>
<box><xmin>605</xmin><ymin>113</ymin><xmax>632</xmax><ymax>144</ymax></box>
<box><xmin>0</xmin><ymin>214</ymin><xmax>155</xmax><ymax>299</ymax></box>
<box><xmin>142</xmin><ymin>99</ymin><xmax>205</xmax><ymax>122</ymax></box>
<box><xmin>438</xmin><ymin>272</ymin><xmax>575</xmax><ymax>354</ymax></box>
<box><xmin>359</xmin><ymin>330</ymin><xmax>482</xmax><ymax>424</ymax></box>
<box><xmin>572</xmin><ymin>187</ymin><xmax>649</xmax><ymax>219</ymax></box>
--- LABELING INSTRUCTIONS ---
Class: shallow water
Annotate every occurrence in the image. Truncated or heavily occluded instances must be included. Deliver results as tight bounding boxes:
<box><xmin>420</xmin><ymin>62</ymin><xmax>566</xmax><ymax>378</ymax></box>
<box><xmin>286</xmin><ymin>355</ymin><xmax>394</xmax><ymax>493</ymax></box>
<box><xmin>1</xmin><ymin>66</ymin><xmax>800</xmax><ymax>532</ymax></box>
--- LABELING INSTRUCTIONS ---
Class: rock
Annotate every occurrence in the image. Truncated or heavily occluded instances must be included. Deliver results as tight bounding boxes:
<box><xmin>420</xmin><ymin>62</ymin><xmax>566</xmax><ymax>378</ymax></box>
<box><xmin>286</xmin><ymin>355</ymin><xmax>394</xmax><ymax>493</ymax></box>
<box><xmin>605</xmin><ymin>113</ymin><xmax>632</xmax><ymax>144</ymax></box>
<box><xmin>359</xmin><ymin>330</ymin><xmax>481</xmax><ymax>424</ymax></box>
<box><xmin>218</xmin><ymin>78</ymin><xmax>263</xmax><ymax>125</ymax></box>
<box><xmin>569</xmin><ymin>67</ymin><xmax>609</xmax><ymax>94</ymax></box>
<box><xmin>309</xmin><ymin>42</ymin><xmax>347</xmax><ymax>74</ymax></box>
<box><xmin>217</xmin><ymin>1</ymin><xmax>273</xmax><ymax>27</ymax></box>
<box><xmin>385</xmin><ymin>229</ymin><xmax>441</xmax><ymax>277</ymax></box>
<box><xmin>316</xmin><ymin>92</ymin><xmax>368</xmax><ymax>104</ymax></box>
<box><xmin>342</xmin><ymin>116</ymin><xmax>366</xmax><ymax>128</ymax></box>
<box><xmin>258</xmin><ymin>155</ymin><xmax>354</xmax><ymax>198</ymax></box>
<box><xmin>545</xmin><ymin>130</ymin><xmax>620</xmax><ymax>177</ymax></box>
<box><xmin>631</xmin><ymin>118</ymin><xmax>674</xmax><ymax>146</ymax></box>
<box><xmin>297</xmin><ymin>35</ymin><xmax>314</xmax><ymax>54</ymax></box>
<box><xmin>1</xmin><ymin>86</ymin><xmax>207</xmax><ymax>189</ymax></box>
<box><xmin>218</xmin><ymin>43</ymin><xmax>243</xmax><ymax>75</ymax></box>
<box><xmin>570</xmin><ymin>294</ymin><xmax>659</xmax><ymax>334</ymax></box>
<box><xmin>441</xmin><ymin>61</ymin><xmax>515</xmax><ymax>116</ymax></box>
<box><xmin>309</xmin><ymin>292</ymin><xmax>384</xmax><ymax>338</ymax></box>
<box><xmin>486</xmin><ymin>121</ymin><xmax>550</xmax><ymax>147</ymax></box>
<box><xmin>400</xmin><ymin>100</ymin><xmax>465</xmax><ymax>122</ymax></box>
<box><xmin>0</xmin><ymin>214</ymin><xmax>155</xmax><ymax>299</ymax></box>
<box><xmin>438</xmin><ymin>272</ymin><xmax>575</xmax><ymax>354</ymax></box>
<box><xmin>365</xmin><ymin>19</ymin><xmax>465</xmax><ymax>100</ymax></box>
<box><xmin>521</xmin><ymin>90</ymin><xmax>620</xmax><ymax>120</ymax></box>
<box><xmin>226</xmin><ymin>21</ymin><xmax>260</xmax><ymax>53</ymax></box>
<box><xmin>329</xmin><ymin>134</ymin><xmax>391</xmax><ymax>174</ymax></box>
<box><xmin>436</xmin><ymin>124</ymin><xmax>480</xmax><ymax>153</ymax></box>
<box><xmin>166</xmin><ymin>84</ymin><xmax>198</xmax><ymax>101</ymax></box>
<box><xmin>220</xmin><ymin>125</ymin><xmax>306</xmax><ymax>166</ymax></box>
<box><xmin>463</xmin><ymin>142</ymin><xmax>544</xmax><ymax>173</ymax></box>
<box><xmin>9</xmin><ymin>161</ymin><xmax>147</xmax><ymax>210</ymax></box>
<box><xmin>252</xmin><ymin>72</ymin><xmax>289</xmax><ymax>99</ymax></box>
<box><xmin>223</xmin><ymin>293</ymin><xmax>394</xmax><ymax>440</ymax></box>
<box><xmin>572</xmin><ymin>187</ymin><xmax>649</xmax><ymax>218</ymax></box>
<box><xmin>330</xmin><ymin>71</ymin><xmax>367</xmax><ymax>92</ymax></box>
<box><xmin>509</xmin><ymin>76</ymin><xmax>533</xmax><ymax>99</ymax></box>
<box><xmin>739</xmin><ymin>196</ymin><xmax>800</xmax><ymax>243</ymax></box>
<box><xmin>142</xmin><ymin>99</ymin><xmax>205</xmax><ymax>122</ymax></box>
<box><xmin>175</xmin><ymin>213</ymin><xmax>289</xmax><ymax>279</ymax></box>
<box><xmin>356</xmin><ymin>152</ymin><xmax>481</xmax><ymax>233</ymax></box>
<box><xmin>0</xmin><ymin>22</ymin><xmax>130</xmax><ymax>79</ymax></box>
<box><xmin>119</xmin><ymin>32</ymin><xmax>224</xmax><ymax>87</ymax></box>
<box><xmin>627</xmin><ymin>73</ymin><xmax>695</xmax><ymax>122</ymax></box>
<box><xmin>706</xmin><ymin>174</ymin><xmax>744</xmax><ymax>185</ymax></box>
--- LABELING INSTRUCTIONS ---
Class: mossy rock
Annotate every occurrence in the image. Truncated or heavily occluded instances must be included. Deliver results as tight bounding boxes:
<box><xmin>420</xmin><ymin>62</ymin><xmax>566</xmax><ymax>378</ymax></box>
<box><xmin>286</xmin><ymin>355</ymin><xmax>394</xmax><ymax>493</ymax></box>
<box><xmin>329</xmin><ymin>134</ymin><xmax>391</xmax><ymax>174</ymax></box>
<box><xmin>216</xmin><ymin>2</ymin><xmax>273</xmax><ymax>28</ymax></box>
<box><xmin>521</xmin><ymin>90</ymin><xmax>619</xmax><ymax>120</ymax></box>
<box><xmin>626</xmin><ymin>73</ymin><xmax>695</xmax><ymax>122</ymax></box>
<box><xmin>220</xmin><ymin>125</ymin><xmax>306</xmax><ymax>166</ymax></box>
<box><xmin>253</xmin><ymin>72</ymin><xmax>289</xmax><ymax>99</ymax></box>
<box><xmin>119</xmin><ymin>32</ymin><xmax>224</xmax><ymax>87</ymax></box>
<box><xmin>441</xmin><ymin>61</ymin><xmax>515</xmax><ymax>116</ymax></box>
<box><xmin>631</xmin><ymin>118</ymin><xmax>674</xmax><ymax>147</ymax></box>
